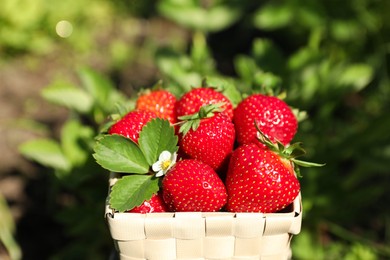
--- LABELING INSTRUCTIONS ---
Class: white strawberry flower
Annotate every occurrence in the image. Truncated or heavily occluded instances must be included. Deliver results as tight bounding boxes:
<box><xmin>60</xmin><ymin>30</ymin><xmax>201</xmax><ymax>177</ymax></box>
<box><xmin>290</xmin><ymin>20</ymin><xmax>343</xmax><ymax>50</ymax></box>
<box><xmin>152</xmin><ymin>151</ymin><xmax>177</xmax><ymax>177</ymax></box>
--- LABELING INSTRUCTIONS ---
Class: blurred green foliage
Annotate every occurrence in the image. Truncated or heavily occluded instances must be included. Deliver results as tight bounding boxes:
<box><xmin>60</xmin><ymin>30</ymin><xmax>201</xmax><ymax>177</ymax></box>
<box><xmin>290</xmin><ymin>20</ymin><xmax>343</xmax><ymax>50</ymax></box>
<box><xmin>0</xmin><ymin>0</ymin><xmax>111</xmax><ymax>55</ymax></box>
<box><xmin>0</xmin><ymin>0</ymin><xmax>387</xmax><ymax>259</ymax></box>
<box><xmin>19</xmin><ymin>68</ymin><xmax>131</xmax><ymax>259</ymax></box>
<box><xmin>0</xmin><ymin>193</ymin><xmax>22</xmax><ymax>260</ymax></box>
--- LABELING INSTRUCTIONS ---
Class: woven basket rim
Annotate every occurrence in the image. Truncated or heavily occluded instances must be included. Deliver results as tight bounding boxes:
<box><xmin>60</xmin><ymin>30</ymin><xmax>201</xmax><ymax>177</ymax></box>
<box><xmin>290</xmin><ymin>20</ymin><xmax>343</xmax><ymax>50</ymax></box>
<box><xmin>105</xmin><ymin>173</ymin><xmax>302</xmax><ymax>227</ymax></box>
<box><xmin>105</xmin><ymin>173</ymin><xmax>302</xmax><ymax>260</ymax></box>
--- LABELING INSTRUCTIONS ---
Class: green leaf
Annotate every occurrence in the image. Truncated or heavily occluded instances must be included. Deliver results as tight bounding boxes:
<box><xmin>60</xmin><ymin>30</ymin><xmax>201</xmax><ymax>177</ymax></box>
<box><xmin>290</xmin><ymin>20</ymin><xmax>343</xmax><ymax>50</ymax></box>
<box><xmin>253</xmin><ymin>72</ymin><xmax>283</xmax><ymax>94</ymax></box>
<box><xmin>338</xmin><ymin>64</ymin><xmax>373</xmax><ymax>91</ymax></box>
<box><xmin>41</xmin><ymin>81</ymin><xmax>93</xmax><ymax>113</ymax></box>
<box><xmin>205</xmin><ymin>76</ymin><xmax>243</xmax><ymax>106</ymax></box>
<box><xmin>138</xmin><ymin>118</ymin><xmax>178</xmax><ymax>166</ymax></box>
<box><xmin>234</xmin><ymin>55</ymin><xmax>257</xmax><ymax>84</ymax></box>
<box><xmin>251</xmin><ymin>38</ymin><xmax>285</xmax><ymax>75</ymax></box>
<box><xmin>78</xmin><ymin>67</ymin><xmax>114</xmax><ymax>106</ymax></box>
<box><xmin>109</xmin><ymin>175</ymin><xmax>160</xmax><ymax>212</ymax></box>
<box><xmin>19</xmin><ymin>139</ymin><xmax>70</xmax><ymax>171</ymax></box>
<box><xmin>93</xmin><ymin>135</ymin><xmax>149</xmax><ymax>174</ymax></box>
<box><xmin>0</xmin><ymin>193</ymin><xmax>22</xmax><ymax>260</ymax></box>
<box><xmin>253</xmin><ymin>3</ymin><xmax>293</xmax><ymax>30</ymax></box>
<box><xmin>158</xmin><ymin>1</ymin><xmax>241</xmax><ymax>32</ymax></box>
<box><xmin>190</xmin><ymin>31</ymin><xmax>214</xmax><ymax>73</ymax></box>
<box><xmin>61</xmin><ymin>120</ymin><xmax>94</xmax><ymax>167</ymax></box>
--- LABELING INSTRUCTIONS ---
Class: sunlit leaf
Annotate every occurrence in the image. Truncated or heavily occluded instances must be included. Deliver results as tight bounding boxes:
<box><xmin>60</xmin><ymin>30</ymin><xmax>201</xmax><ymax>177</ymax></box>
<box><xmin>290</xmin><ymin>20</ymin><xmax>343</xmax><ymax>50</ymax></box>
<box><xmin>93</xmin><ymin>135</ymin><xmax>149</xmax><ymax>174</ymax></box>
<box><xmin>253</xmin><ymin>3</ymin><xmax>293</xmax><ymax>30</ymax></box>
<box><xmin>19</xmin><ymin>139</ymin><xmax>70</xmax><ymax>171</ymax></box>
<box><xmin>0</xmin><ymin>193</ymin><xmax>22</xmax><ymax>260</ymax></box>
<box><xmin>158</xmin><ymin>0</ymin><xmax>241</xmax><ymax>32</ymax></box>
<box><xmin>77</xmin><ymin>67</ymin><xmax>114</xmax><ymax>108</ymax></box>
<box><xmin>61</xmin><ymin>120</ymin><xmax>94</xmax><ymax>167</ymax></box>
<box><xmin>41</xmin><ymin>81</ymin><xmax>93</xmax><ymax>113</ymax></box>
<box><xmin>338</xmin><ymin>64</ymin><xmax>373</xmax><ymax>91</ymax></box>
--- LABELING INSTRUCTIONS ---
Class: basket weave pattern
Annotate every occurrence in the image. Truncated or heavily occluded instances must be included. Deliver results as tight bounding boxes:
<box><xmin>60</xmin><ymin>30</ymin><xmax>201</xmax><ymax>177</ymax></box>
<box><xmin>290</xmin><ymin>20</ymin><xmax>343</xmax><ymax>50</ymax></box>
<box><xmin>105</xmin><ymin>189</ymin><xmax>302</xmax><ymax>260</ymax></box>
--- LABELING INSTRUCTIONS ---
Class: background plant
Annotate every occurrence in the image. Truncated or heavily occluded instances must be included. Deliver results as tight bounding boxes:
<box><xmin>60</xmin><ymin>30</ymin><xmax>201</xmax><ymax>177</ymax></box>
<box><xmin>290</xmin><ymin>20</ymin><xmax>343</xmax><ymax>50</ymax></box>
<box><xmin>0</xmin><ymin>0</ymin><xmax>388</xmax><ymax>259</ymax></box>
<box><xmin>18</xmin><ymin>69</ymin><xmax>131</xmax><ymax>259</ymax></box>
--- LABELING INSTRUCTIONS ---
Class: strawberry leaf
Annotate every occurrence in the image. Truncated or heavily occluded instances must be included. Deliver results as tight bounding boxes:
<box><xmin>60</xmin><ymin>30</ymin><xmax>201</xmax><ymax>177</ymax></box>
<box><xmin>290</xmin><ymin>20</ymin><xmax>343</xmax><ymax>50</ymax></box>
<box><xmin>93</xmin><ymin>134</ymin><xmax>149</xmax><ymax>174</ymax></box>
<box><xmin>138</xmin><ymin>118</ymin><xmax>178</xmax><ymax>166</ymax></box>
<box><xmin>109</xmin><ymin>175</ymin><xmax>160</xmax><ymax>212</ymax></box>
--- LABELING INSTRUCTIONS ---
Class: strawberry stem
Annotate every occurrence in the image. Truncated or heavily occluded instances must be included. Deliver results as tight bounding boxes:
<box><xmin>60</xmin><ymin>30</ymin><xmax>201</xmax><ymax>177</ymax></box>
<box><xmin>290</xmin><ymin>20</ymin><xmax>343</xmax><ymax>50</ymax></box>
<box><xmin>177</xmin><ymin>103</ymin><xmax>226</xmax><ymax>136</ymax></box>
<box><xmin>255</xmin><ymin>121</ymin><xmax>325</xmax><ymax>176</ymax></box>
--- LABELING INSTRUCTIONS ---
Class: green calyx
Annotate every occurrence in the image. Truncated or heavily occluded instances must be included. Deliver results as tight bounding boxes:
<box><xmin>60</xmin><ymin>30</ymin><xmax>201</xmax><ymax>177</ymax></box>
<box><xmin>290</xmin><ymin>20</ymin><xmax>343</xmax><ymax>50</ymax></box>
<box><xmin>255</xmin><ymin>122</ymin><xmax>325</xmax><ymax>177</ymax></box>
<box><xmin>178</xmin><ymin>102</ymin><xmax>225</xmax><ymax>136</ymax></box>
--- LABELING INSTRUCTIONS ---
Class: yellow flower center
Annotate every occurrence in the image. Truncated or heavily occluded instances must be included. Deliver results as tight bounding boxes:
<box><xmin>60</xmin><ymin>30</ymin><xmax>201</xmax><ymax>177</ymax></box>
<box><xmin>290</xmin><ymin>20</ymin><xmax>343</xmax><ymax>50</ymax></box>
<box><xmin>162</xmin><ymin>160</ymin><xmax>171</xmax><ymax>170</ymax></box>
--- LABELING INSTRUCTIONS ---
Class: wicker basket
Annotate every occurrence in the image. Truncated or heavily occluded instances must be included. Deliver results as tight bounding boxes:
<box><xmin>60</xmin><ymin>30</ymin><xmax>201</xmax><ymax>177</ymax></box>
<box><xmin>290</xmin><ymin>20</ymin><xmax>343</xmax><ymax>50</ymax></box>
<box><xmin>105</xmin><ymin>174</ymin><xmax>302</xmax><ymax>260</ymax></box>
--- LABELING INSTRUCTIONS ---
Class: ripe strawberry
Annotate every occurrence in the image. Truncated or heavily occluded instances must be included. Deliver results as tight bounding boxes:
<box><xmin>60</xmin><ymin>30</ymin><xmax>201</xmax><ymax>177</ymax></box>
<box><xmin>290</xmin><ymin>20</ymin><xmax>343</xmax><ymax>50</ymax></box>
<box><xmin>226</xmin><ymin>128</ymin><xmax>324</xmax><ymax>213</ymax></box>
<box><xmin>128</xmin><ymin>193</ymin><xmax>168</xmax><ymax>214</ymax></box>
<box><xmin>178</xmin><ymin>104</ymin><xmax>235</xmax><ymax>173</ymax></box>
<box><xmin>225</xmin><ymin>142</ymin><xmax>300</xmax><ymax>213</ymax></box>
<box><xmin>233</xmin><ymin>94</ymin><xmax>298</xmax><ymax>146</ymax></box>
<box><xmin>108</xmin><ymin>110</ymin><xmax>158</xmax><ymax>143</ymax></box>
<box><xmin>135</xmin><ymin>89</ymin><xmax>178</xmax><ymax>124</ymax></box>
<box><xmin>176</xmin><ymin>87</ymin><xmax>234</xmax><ymax>120</ymax></box>
<box><xmin>162</xmin><ymin>159</ymin><xmax>227</xmax><ymax>212</ymax></box>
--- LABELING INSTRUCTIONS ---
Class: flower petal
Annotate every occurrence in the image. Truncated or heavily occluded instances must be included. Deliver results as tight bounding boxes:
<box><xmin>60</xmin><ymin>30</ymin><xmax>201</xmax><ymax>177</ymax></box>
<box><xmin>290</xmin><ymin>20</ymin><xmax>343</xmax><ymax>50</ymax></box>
<box><xmin>171</xmin><ymin>152</ymin><xmax>177</xmax><ymax>163</ymax></box>
<box><xmin>166</xmin><ymin>152</ymin><xmax>177</xmax><ymax>171</ymax></box>
<box><xmin>159</xmin><ymin>150</ymin><xmax>172</xmax><ymax>161</ymax></box>
<box><xmin>155</xmin><ymin>170</ymin><xmax>164</xmax><ymax>177</ymax></box>
<box><xmin>152</xmin><ymin>161</ymin><xmax>162</xmax><ymax>172</ymax></box>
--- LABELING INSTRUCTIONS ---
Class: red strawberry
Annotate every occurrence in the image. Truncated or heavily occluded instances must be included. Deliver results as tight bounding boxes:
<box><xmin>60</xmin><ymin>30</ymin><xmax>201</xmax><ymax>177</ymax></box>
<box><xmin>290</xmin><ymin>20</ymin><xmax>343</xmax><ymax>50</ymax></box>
<box><xmin>176</xmin><ymin>87</ymin><xmax>234</xmax><ymax>120</ymax></box>
<box><xmin>233</xmin><ymin>94</ymin><xmax>297</xmax><ymax>146</ymax></box>
<box><xmin>128</xmin><ymin>193</ymin><xmax>168</xmax><ymax>213</ymax></box>
<box><xmin>225</xmin><ymin>142</ymin><xmax>300</xmax><ymax>213</ymax></box>
<box><xmin>178</xmin><ymin>104</ymin><xmax>235</xmax><ymax>173</ymax></box>
<box><xmin>135</xmin><ymin>89</ymin><xmax>178</xmax><ymax>124</ymax></box>
<box><xmin>162</xmin><ymin>159</ymin><xmax>227</xmax><ymax>212</ymax></box>
<box><xmin>108</xmin><ymin>110</ymin><xmax>158</xmax><ymax>143</ymax></box>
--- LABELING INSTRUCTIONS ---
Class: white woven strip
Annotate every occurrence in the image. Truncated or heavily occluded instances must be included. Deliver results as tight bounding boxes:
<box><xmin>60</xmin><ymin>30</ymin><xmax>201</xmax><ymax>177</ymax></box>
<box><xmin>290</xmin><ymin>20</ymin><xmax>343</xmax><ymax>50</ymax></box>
<box><xmin>260</xmin><ymin>233</ymin><xmax>291</xmax><ymax>256</ymax></box>
<box><xmin>234</xmin><ymin>237</ymin><xmax>262</xmax><ymax>257</ymax></box>
<box><xmin>176</xmin><ymin>238</ymin><xmax>203</xmax><ymax>258</ymax></box>
<box><xmin>204</xmin><ymin>236</ymin><xmax>235</xmax><ymax>259</ymax></box>
<box><xmin>289</xmin><ymin>194</ymin><xmax>302</xmax><ymax>235</ymax></box>
<box><xmin>263</xmin><ymin>214</ymin><xmax>294</xmax><ymax>236</ymax></box>
<box><xmin>231</xmin><ymin>257</ymin><xmax>261</xmax><ymax>260</ymax></box>
<box><xmin>116</xmin><ymin>240</ymin><xmax>144</xmax><ymax>259</ymax></box>
<box><xmin>234</xmin><ymin>213</ymin><xmax>265</xmax><ymax>238</ymax></box>
<box><xmin>144</xmin><ymin>215</ymin><xmax>174</xmax><ymax>239</ymax></box>
<box><xmin>205</xmin><ymin>215</ymin><xmax>235</xmax><ymax>236</ymax></box>
<box><xmin>107</xmin><ymin>213</ymin><xmax>146</xmax><ymax>240</ymax></box>
<box><xmin>174</xmin><ymin>213</ymin><xmax>205</xmax><ymax>239</ymax></box>
<box><xmin>144</xmin><ymin>238</ymin><xmax>176</xmax><ymax>260</ymax></box>
<box><xmin>119</xmin><ymin>253</ymin><xmax>143</xmax><ymax>260</ymax></box>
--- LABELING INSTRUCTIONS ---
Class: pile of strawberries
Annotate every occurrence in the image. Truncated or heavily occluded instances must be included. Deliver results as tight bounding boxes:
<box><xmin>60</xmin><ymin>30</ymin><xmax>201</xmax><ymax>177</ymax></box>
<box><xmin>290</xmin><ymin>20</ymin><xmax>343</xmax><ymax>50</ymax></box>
<box><xmin>96</xmin><ymin>85</ymin><xmax>321</xmax><ymax>214</ymax></box>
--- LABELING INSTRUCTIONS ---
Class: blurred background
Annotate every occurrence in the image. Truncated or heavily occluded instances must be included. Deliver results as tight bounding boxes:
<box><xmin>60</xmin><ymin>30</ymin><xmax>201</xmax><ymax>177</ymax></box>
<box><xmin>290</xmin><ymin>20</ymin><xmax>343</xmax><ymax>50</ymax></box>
<box><xmin>0</xmin><ymin>0</ymin><xmax>389</xmax><ymax>259</ymax></box>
